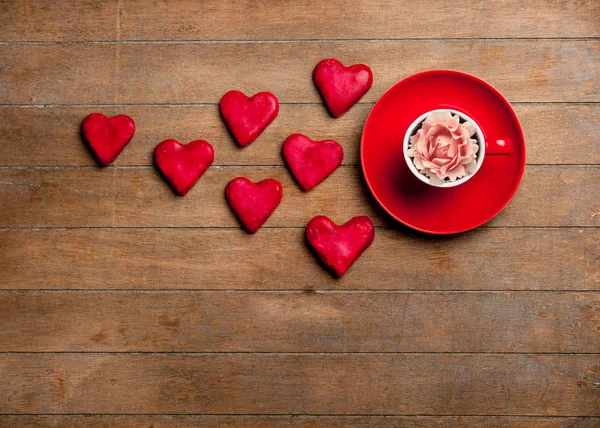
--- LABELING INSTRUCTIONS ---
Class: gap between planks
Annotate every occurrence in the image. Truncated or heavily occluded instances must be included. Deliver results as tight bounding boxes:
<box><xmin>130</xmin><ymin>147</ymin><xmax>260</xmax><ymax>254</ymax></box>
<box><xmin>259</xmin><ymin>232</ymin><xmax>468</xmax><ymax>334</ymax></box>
<box><xmin>0</xmin><ymin>38</ymin><xmax>598</xmax><ymax>46</ymax></box>
<box><xmin>0</xmin><ymin>226</ymin><xmax>598</xmax><ymax>230</ymax></box>
<box><xmin>0</xmin><ymin>290</ymin><xmax>598</xmax><ymax>294</ymax></box>
<box><xmin>0</xmin><ymin>165</ymin><xmax>598</xmax><ymax>169</ymax></box>
<box><xmin>0</xmin><ymin>416</ymin><xmax>596</xmax><ymax>420</ymax></box>
<box><xmin>0</xmin><ymin>101</ymin><xmax>594</xmax><ymax>109</ymax></box>
<box><xmin>0</xmin><ymin>352</ymin><xmax>597</xmax><ymax>356</ymax></box>
<box><xmin>0</xmin><ymin>414</ymin><xmax>599</xmax><ymax>419</ymax></box>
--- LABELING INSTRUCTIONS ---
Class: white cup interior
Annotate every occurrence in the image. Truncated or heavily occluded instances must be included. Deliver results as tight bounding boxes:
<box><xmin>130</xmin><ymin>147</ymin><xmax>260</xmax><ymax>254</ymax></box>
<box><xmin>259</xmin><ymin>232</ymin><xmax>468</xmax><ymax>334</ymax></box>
<box><xmin>403</xmin><ymin>109</ymin><xmax>485</xmax><ymax>188</ymax></box>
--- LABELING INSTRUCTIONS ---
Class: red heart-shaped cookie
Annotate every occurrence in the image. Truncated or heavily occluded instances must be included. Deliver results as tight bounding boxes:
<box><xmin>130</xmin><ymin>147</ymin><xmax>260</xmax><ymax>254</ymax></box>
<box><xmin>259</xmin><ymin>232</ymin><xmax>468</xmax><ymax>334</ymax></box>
<box><xmin>306</xmin><ymin>215</ymin><xmax>374</xmax><ymax>278</ymax></box>
<box><xmin>313</xmin><ymin>58</ymin><xmax>373</xmax><ymax>118</ymax></box>
<box><xmin>282</xmin><ymin>134</ymin><xmax>344</xmax><ymax>191</ymax></box>
<box><xmin>220</xmin><ymin>90</ymin><xmax>279</xmax><ymax>147</ymax></box>
<box><xmin>154</xmin><ymin>139</ymin><xmax>214</xmax><ymax>196</ymax></box>
<box><xmin>81</xmin><ymin>113</ymin><xmax>136</xmax><ymax>166</ymax></box>
<box><xmin>225</xmin><ymin>177</ymin><xmax>283</xmax><ymax>233</ymax></box>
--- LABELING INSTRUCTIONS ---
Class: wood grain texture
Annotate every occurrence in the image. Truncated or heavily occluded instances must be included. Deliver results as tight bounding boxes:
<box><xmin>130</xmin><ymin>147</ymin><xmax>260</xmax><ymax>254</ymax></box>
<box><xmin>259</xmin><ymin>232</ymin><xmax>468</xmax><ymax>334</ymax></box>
<box><xmin>120</xmin><ymin>0</ymin><xmax>600</xmax><ymax>41</ymax></box>
<box><xmin>2</xmin><ymin>416</ymin><xmax>600</xmax><ymax>428</ymax></box>
<box><xmin>1</xmin><ymin>41</ymin><xmax>598</xmax><ymax>105</ymax></box>
<box><xmin>0</xmin><ymin>168</ymin><xmax>116</xmax><ymax>227</ymax></box>
<box><xmin>0</xmin><ymin>0</ymin><xmax>118</xmax><ymax>42</ymax></box>
<box><xmin>1</xmin><ymin>103</ymin><xmax>598</xmax><ymax>166</ymax></box>
<box><xmin>1</xmin><ymin>1</ymin><xmax>599</xmax><ymax>422</ymax></box>
<box><xmin>1</xmin><ymin>0</ymin><xmax>599</xmax><ymax>41</ymax></box>
<box><xmin>1</xmin><ymin>354</ymin><xmax>598</xmax><ymax>415</ymax></box>
<box><xmin>1</xmin><ymin>229</ymin><xmax>597</xmax><ymax>291</ymax></box>
<box><xmin>1</xmin><ymin>291</ymin><xmax>598</xmax><ymax>353</ymax></box>
<box><xmin>1</xmin><ymin>166</ymin><xmax>598</xmax><ymax>228</ymax></box>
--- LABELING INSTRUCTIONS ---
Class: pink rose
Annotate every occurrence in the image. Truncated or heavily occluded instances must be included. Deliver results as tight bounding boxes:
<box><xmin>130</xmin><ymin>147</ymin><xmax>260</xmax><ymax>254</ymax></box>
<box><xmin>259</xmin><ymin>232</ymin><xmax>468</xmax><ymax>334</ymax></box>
<box><xmin>407</xmin><ymin>111</ymin><xmax>479</xmax><ymax>184</ymax></box>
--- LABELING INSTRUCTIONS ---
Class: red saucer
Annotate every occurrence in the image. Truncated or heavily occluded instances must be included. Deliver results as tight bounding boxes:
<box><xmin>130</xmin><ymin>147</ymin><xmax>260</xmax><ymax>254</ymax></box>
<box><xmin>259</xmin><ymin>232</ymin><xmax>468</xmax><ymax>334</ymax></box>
<box><xmin>361</xmin><ymin>70</ymin><xmax>525</xmax><ymax>234</ymax></box>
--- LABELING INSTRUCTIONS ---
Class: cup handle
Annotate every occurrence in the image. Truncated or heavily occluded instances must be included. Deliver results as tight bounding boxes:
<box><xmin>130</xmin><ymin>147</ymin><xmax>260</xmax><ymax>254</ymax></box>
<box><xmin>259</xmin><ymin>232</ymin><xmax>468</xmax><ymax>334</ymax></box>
<box><xmin>486</xmin><ymin>137</ymin><xmax>513</xmax><ymax>155</ymax></box>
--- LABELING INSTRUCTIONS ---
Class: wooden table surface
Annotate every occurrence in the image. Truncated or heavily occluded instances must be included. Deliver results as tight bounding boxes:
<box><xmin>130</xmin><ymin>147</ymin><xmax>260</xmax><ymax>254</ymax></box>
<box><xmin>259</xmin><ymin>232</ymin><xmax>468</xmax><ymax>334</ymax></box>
<box><xmin>0</xmin><ymin>1</ymin><xmax>599</xmax><ymax>426</ymax></box>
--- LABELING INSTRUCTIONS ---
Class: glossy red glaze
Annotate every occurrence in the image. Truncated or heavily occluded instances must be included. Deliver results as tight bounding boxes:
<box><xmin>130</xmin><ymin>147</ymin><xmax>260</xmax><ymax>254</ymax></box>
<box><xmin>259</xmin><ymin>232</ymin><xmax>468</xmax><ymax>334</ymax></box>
<box><xmin>154</xmin><ymin>139</ymin><xmax>214</xmax><ymax>196</ymax></box>
<box><xmin>361</xmin><ymin>70</ymin><xmax>526</xmax><ymax>234</ymax></box>
<box><xmin>219</xmin><ymin>90</ymin><xmax>279</xmax><ymax>146</ymax></box>
<box><xmin>81</xmin><ymin>113</ymin><xmax>135</xmax><ymax>166</ymax></box>
<box><xmin>282</xmin><ymin>133</ymin><xmax>344</xmax><ymax>191</ymax></box>
<box><xmin>225</xmin><ymin>177</ymin><xmax>283</xmax><ymax>233</ymax></box>
<box><xmin>487</xmin><ymin>137</ymin><xmax>514</xmax><ymax>155</ymax></box>
<box><xmin>306</xmin><ymin>215</ymin><xmax>375</xmax><ymax>278</ymax></box>
<box><xmin>313</xmin><ymin>58</ymin><xmax>373</xmax><ymax>118</ymax></box>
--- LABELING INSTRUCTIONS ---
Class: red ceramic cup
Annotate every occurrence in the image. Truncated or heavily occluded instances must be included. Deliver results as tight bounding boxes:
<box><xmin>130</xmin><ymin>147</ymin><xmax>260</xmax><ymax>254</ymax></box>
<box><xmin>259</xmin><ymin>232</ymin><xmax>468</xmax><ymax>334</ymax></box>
<box><xmin>403</xmin><ymin>108</ymin><xmax>513</xmax><ymax>188</ymax></box>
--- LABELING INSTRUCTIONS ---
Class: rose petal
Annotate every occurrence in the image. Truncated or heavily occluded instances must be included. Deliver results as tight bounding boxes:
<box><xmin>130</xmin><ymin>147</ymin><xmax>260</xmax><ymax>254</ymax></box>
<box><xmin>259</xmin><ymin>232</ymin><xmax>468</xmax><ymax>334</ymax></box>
<box><xmin>436</xmin><ymin>133</ymin><xmax>453</xmax><ymax>147</ymax></box>
<box><xmin>424</xmin><ymin>124</ymin><xmax>447</xmax><ymax>140</ymax></box>
<box><xmin>413</xmin><ymin>156</ymin><xmax>424</xmax><ymax>170</ymax></box>
<box><xmin>458</xmin><ymin>140</ymin><xmax>473</xmax><ymax>158</ymax></box>
<box><xmin>463</xmin><ymin>121</ymin><xmax>477</xmax><ymax>137</ymax></box>
<box><xmin>446</xmin><ymin>153</ymin><xmax>461</xmax><ymax>172</ymax></box>
<box><xmin>447</xmin><ymin>140</ymin><xmax>459</xmax><ymax>158</ymax></box>
<box><xmin>434</xmin><ymin>168</ymin><xmax>447</xmax><ymax>179</ymax></box>
<box><xmin>445</xmin><ymin>114</ymin><xmax>460</xmax><ymax>132</ymax></box>
<box><xmin>429</xmin><ymin>174</ymin><xmax>446</xmax><ymax>185</ymax></box>
<box><xmin>409</xmin><ymin>112</ymin><xmax>481</xmax><ymax>183</ymax></box>
<box><xmin>421</xmin><ymin>159</ymin><xmax>439</xmax><ymax>169</ymax></box>
<box><xmin>465</xmin><ymin>160</ymin><xmax>478</xmax><ymax>174</ymax></box>
<box><xmin>424</xmin><ymin>111</ymin><xmax>452</xmax><ymax>125</ymax></box>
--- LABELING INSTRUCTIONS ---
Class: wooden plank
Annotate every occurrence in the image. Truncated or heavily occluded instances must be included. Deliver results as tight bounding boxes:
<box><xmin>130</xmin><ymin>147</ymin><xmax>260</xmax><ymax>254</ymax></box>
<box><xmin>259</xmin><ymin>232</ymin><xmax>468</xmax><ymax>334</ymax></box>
<box><xmin>0</xmin><ymin>166</ymin><xmax>598</xmax><ymax>228</ymax></box>
<box><xmin>2</xmin><ymin>0</ymin><xmax>599</xmax><ymax>41</ymax></box>
<box><xmin>0</xmin><ymin>0</ymin><xmax>118</xmax><ymax>42</ymax></box>
<box><xmin>119</xmin><ymin>0</ymin><xmax>600</xmax><ymax>41</ymax></box>
<box><xmin>2</xmin><ymin>416</ymin><xmax>600</xmax><ymax>428</ymax></box>
<box><xmin>0</xmin><ymin>354</ymin><xmax>598</xmax><ymax>415</ymax></box>
<box><xmin>1</xmin><ymin>104</ymin><xmax>597</xmax><ymax>167</ymax></box>
<box><xmin>520</xmin><ymin>104</ymin><xmax>600</xmax><ymax>166</ymax></box>
<box><xmin>494</xmin><ymin>166</ymin><xmax>600</xmax><ymax>227</ymax></box>
<box><xmin>1</xmin><ymin>291</ymin><xmax>598</xmax><ymax>353</ymax></box>
<box><xmin>0</xmin><ymin>168</ymin><xmax>115</xmax><ymax>227</ymax></box>
<box><xmin>0</xmin><ymin>41</ymin><xmax>598</xmax><ymax>105</ymax></box>
<box><xmin>0</xmin><ymin>229</ymin><xmax>597</xmax><ymax>291</ymax></box>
